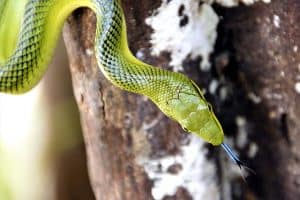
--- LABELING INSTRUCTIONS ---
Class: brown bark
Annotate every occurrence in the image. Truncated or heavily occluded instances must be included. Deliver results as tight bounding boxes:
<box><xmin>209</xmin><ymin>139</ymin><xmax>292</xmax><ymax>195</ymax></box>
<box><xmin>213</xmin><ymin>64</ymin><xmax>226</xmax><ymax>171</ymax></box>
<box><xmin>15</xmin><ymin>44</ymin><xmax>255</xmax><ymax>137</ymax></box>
<box><xmin>216</xmin><ymin>0</ymin><xmax>300</xmax><ymax>199</ymax></box>
<box><xmin>63</xmin><ymin>1</ymin><xmax>172</xmax><ymax>199</ymax></box>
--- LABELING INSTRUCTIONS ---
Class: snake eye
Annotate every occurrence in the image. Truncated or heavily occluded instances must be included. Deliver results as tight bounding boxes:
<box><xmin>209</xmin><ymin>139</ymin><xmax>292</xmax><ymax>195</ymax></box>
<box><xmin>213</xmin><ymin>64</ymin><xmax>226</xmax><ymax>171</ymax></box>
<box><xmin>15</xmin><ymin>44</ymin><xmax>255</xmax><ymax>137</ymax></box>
<box><xmin>183</xmin><ymin>127</ymin><xmax>188</xmax><ymax>132</ymax></box>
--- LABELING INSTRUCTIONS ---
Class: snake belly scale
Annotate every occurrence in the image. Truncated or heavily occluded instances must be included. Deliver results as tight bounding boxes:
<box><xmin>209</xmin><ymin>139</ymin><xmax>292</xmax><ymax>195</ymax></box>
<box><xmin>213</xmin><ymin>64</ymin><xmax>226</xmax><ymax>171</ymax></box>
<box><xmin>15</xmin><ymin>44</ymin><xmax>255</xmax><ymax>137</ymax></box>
<box><xmin>0</xmin><ymin>0</ymin><xmax>225</xmax><ymax>146</ymax></box>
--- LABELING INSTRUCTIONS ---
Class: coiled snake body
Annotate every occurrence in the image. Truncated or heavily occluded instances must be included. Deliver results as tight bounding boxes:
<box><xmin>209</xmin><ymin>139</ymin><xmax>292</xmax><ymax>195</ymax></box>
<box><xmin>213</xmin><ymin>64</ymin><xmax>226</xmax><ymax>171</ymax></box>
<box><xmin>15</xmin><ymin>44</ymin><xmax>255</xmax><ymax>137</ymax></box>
<box><xmin>0</xmin><ymin>0</ymin><xmax>245</xmax><ymax>167</ymax></box>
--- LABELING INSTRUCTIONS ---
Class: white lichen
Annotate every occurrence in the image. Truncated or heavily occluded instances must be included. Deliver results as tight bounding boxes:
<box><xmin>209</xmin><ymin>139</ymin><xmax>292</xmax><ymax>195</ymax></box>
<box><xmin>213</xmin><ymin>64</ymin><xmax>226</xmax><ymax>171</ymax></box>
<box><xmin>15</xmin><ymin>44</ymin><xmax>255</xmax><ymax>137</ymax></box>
<box><xmin>209</xmin><ymin>79</ymin><xmax>219</xmax><ymax>94</ymax></box>
<box><xmin>220</xmin><ymin>86</ymin><xmax>229</xmax><ymax>101</ymax></box>
<box><xmin>146</xmin><ymin>0</ymin><xmax>271</xmax><ymax>72</ymax></box>
<box><xmin>235</xmin><ymin>116</ymin><xmax>248</xmax><ymax>148</ymax></box>
<box><xmin>211</xmin><ymin>0</ymin><xmax>271</xmax><ymax>7</ymax></box>
<box><xmin>248</xmin><ymin>92</ymin><xmax>262</xmax><ymax>104</ymax></box>
<box><xmin>146</xmin><ymin>0</ymin><xmax>219</xmax><ymax>71</ymax></box>
<box><xmin>136</xmin><ymin>49</ymin><xmax>146</xmax><ymax>60</ymax></box>
<box><xmin>273</xmin><ymin>15</ymin><xmax>280</xmax><ymax>28</ymax></box>
<box><xmin>85</xmin><ymin>48</ymin><xmax>93</xmax><ymax>56</ymax></box>
<box><xmin>295</xmin><ymin>82</ymin><xmax>300</xmax><ymax>94</ymax></box>
<box><xmin>272</xmin><ymin>93</ymin><xmax>283</xmax><ymax>100</ymax></box>
<box><xmin>293</xmin><ymin>45</ymin><xmax>298</xmax><ymax>53</ymax></box>
<box><xmin>248</xmin><ymin>142</ymin><xmax>259</xmax><ymax>158</ymax></box>
<box><xmin>137</xmin><ymin>135</ymin><xmax>219</xmax><ymax>200</ymax></box>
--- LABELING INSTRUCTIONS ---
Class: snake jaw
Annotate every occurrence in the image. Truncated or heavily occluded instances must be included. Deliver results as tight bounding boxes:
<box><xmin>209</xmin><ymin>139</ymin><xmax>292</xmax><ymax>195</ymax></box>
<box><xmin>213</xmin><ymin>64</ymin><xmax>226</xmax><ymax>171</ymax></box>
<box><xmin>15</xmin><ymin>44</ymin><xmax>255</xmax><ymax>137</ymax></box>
<box><xmin>179</xmin><ymin>108</ymin><xmax>224</xmax><ymax>146</ymax></box>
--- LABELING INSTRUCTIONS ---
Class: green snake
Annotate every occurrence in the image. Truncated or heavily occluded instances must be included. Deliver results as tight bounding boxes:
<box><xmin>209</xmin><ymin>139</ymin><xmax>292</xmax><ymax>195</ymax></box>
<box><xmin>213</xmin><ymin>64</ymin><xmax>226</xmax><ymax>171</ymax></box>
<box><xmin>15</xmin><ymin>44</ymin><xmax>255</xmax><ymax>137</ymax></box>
<box><xmin>0</xmin><ymin>0</ymin><xmax>246</xmax><ymax>168</ymax></box>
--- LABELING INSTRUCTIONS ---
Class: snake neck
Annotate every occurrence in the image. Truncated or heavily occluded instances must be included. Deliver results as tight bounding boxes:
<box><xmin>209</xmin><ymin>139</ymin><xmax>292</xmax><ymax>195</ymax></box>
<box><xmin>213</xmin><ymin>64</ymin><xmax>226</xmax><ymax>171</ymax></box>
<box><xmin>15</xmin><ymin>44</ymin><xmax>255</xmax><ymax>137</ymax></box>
<box><xmin>93</xmin><ymin>0</ymin><xmax>183</xmax><ymax>100</ymax></box>
<box><xmin>94</xmin><ymin>0</ymin><xmax>151</xmax><ymax>93</ymax></box>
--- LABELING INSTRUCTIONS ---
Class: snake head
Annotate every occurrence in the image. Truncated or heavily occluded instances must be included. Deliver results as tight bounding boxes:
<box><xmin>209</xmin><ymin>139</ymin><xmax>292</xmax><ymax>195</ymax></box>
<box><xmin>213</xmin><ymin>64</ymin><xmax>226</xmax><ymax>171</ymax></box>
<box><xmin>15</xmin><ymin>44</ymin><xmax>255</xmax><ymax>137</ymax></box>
<box><xmin>156</xmin><ymin>77</ymin><xmax>224</xmax><ymax>146</ymax></box>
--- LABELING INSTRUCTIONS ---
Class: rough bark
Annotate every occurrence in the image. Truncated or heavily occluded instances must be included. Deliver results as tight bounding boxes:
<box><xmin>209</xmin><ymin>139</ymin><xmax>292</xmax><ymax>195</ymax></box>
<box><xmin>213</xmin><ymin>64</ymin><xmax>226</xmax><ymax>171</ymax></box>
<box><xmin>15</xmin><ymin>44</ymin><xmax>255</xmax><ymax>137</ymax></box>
<box><xmin>63</xmin><ymin>2</ymin><xmax>157</xmax><ymax>200</ymax></box>
<box><xmin>216</xmin><ymin>0</ymin><xmax>300</xmax><ymax>199</ymax></box>
<box><xmin>62</xmin><ymin>0</ymin><xmax>300</xmax><ymax>199</ymax></box>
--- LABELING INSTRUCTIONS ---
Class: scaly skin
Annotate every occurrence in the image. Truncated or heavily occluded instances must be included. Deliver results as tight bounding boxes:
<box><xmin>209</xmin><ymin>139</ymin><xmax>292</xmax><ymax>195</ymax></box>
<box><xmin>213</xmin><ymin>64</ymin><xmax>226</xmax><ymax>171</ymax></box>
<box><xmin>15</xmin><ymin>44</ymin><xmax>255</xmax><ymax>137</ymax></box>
<box><xmin>0</xmin><ymin>0</ymin><xmax>224</xmax><ymax>145</ymax></box>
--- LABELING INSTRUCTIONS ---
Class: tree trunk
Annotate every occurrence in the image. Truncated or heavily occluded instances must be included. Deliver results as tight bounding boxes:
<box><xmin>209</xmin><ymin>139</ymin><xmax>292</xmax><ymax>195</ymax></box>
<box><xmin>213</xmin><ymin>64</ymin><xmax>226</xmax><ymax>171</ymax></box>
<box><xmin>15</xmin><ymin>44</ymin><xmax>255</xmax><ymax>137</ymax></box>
<box><xmin>62</xmin><ymin>2</ymin><xmax>162</xmax><ymax>199</ymax></box>
<box><xmin>216</xmin><ymin>0</ymin><xmax>300</xmax><ymax>199</ymax></box>
<box><xmin>62</xmin><ymin>0</ymin><xmax>300</xmax><ymax>199</ymax></box>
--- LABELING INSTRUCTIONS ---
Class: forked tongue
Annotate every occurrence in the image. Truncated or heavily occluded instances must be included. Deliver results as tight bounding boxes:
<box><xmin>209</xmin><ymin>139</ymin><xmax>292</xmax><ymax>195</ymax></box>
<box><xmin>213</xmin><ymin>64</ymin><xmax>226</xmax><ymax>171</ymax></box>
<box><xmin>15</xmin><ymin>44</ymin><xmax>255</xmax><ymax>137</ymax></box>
<box><xmin>221</xmin><ymin>143</ymin><xmax>255</xmax><ymax>181</ymax></box>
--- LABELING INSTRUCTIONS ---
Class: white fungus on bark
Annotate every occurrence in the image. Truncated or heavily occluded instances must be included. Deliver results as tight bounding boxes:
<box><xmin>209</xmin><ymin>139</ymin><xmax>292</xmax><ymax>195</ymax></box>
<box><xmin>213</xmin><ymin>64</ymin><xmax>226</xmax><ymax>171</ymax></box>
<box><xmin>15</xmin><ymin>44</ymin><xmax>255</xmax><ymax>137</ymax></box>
<box><xmin>137</xmin><ymin>135</ymin><xmax>219</xmax><ymax>200</ymax></box>
<box><xmin>248</xmin><ymin>142</ymin><xmax>259</xmax><ymax>158</ymax></box>
<box><xmin>273</xmin><ymin>15</ymin><xmax>280</xmax><ymax>28</ymax></box>
<box><xmin>248</xmin><ymin>92</ymin><xmax>262</xmax><ymax>104</ymax></box>
<box><xmin>146</xmin><ymin>0</ymin><xmax>271</xmax><ymax>72</ymax></box>
<box><xmin>209</xmin><ymin>79</ymin><xmax>219</xmax><ymax>94</ymax></box>
<box><xmin>211</xmin><ymin>0</ymin><xmax>271</xmax><ymax>7</ymax></box>
<box><xmin>235</xmin><ymin>116</ymin><xmax>248</xmax><ymax>148</ymax></box>
<box><xmin>85</xmin><ymin>48</ymin><xmax>93</xmax><ymax>56</ymax></box>
<box><xmin>146</xmin><ymin>0</ymin><xmax>219</xmax><ymax>71</ymax></box>
<box><xmin>295</xmin><ymin>82</ymin><xmax>300</xmax><ymax>94</ymax></box>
